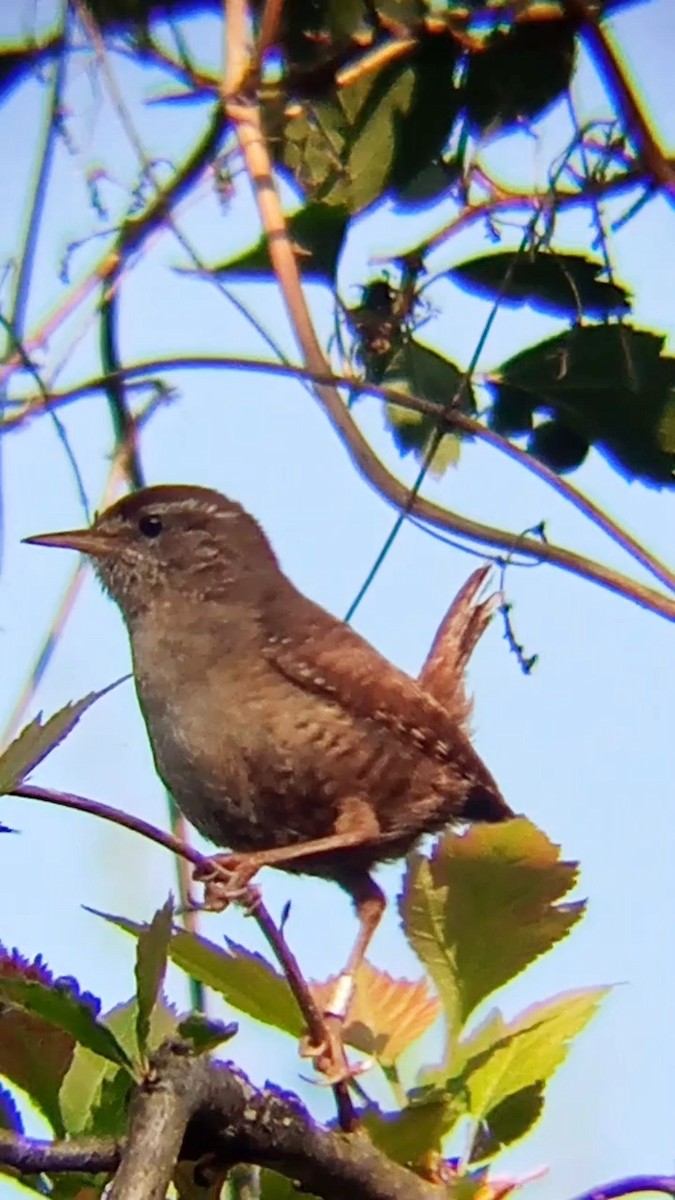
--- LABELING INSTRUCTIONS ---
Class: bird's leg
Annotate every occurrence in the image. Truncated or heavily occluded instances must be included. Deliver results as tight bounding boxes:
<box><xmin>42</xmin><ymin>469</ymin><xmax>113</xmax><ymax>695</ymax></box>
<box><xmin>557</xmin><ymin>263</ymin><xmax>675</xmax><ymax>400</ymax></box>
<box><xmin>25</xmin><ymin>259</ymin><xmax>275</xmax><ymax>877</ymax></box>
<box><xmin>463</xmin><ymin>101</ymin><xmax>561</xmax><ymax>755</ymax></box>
<box><xmin>193</xmin><ymin>797</ymin><xmax>384</xmax><ymax>911</ymax></box>
<box><xmin>318</xmin><ymin>870</ymin><xmax>386</xmax><ymax>1060</ymax></box>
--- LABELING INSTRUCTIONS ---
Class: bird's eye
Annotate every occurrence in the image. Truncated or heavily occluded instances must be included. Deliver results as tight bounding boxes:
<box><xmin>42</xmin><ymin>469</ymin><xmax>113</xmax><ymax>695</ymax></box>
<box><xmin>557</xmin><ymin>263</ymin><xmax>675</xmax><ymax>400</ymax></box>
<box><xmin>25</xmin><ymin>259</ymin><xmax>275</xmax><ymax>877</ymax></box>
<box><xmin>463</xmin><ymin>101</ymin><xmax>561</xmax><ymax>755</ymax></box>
<box><xmin>138</xmin><ymin>514</ymin><xmax>163</xmax><ymax>538</ymax></box>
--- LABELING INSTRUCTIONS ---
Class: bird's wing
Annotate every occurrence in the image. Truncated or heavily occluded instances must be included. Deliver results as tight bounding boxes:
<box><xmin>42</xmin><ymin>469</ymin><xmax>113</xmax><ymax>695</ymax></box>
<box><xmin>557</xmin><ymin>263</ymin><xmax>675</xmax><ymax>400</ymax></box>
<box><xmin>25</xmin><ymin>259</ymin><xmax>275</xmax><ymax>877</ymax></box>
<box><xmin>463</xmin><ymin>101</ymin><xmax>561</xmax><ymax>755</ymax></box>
<box><xmin>262</xmin><ymin>584</ymin><xmax>511</xmax><ymax>823</ymax></box>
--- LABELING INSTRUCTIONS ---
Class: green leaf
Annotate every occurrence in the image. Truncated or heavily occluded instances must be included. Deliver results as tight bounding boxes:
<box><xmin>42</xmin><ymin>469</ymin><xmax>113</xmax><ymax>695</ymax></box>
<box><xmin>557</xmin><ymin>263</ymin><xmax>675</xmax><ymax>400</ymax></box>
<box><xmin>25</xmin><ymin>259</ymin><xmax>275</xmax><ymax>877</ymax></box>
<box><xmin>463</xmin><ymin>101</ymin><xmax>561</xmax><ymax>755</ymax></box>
<box><xmin>135</xmin><ymin>897</ymin><xmax>174</xmax><ymax>1059</ymax></box>
<box><xmin>488</xmin><ymin>384</ymin><xmax>534</xmax><ymax>436</ymax></box>
<box><xmin>59</xmin><ymin>995</ymin><xmax>180</xmax><ymax>1135</ymax></box>
<box><xmin>0</xmin><ymin>681</ymin><xmax>125</xmax><ymax>794</ymax></box>
<box><xmin>362</xmin><ymin>1097</ymin><xmax>459</xmax><ymax>1166</ymax></box>
<box><xmin>528</xmin><ymin>420</ymin><xmax>589</xmax><ymax>473</ymax></box>
<box><xmin>279</xmin><ymin>37</ymin><xmax>458</xmax><ymax>214</ymax></box>
<box><xmin>93</xmin><ymin>911</ymin><xmax>304</xmax><ymax>1037</ymax></box>
<box><xmin>209</xmin><ymin>204</ymin><xmax>349</xmax><ymax>281</ymax></box>
<box><xmin>382</xmin><ymin>341</ymin><xmax>471</xmax><ymax>475</ymax></box>
<box><xmin>177</xmin><ymin>1014</ymin><xmax>238</xmax><ymax>1056</ymax></box>
<box><xmin>86</xmin><ymin>1066</ymin><xmax>133</xmax><ymax>1138</ymax></box>
<box><xmin>399</xmin><ymin>820</ymin><xmax>584</xmax><ymax>1039</ymax></box>
<box><xmin>463</xmin><ymin>17</ymin><xmax>578</xmax><ymax>134</ymax></box>
<box><xmin>496</xmin><ymin>324</ymin><xmax>675</xmax><ymax>485</ymax></box>
<box><xmin>456</xmin><ymin>988</ymin><xmax>608</xmax><ymax>1146</ymax></box>
<box><xmin>0</xmin><ymin>951</ymin><xmax>98</xmax><ymax>1135</ymax></box>
<box><xmin>450</xmin><ymin>251</ymin><xmax>630</xmax><ymax>319</ymax></box>
<box><xmin>0</xmin><ymin>979</ymin><xmax>133</xmax><ymax>1076</ymax></box>
<box><xmin>469</xmin><ymin>1083</ymin><xmax>544</xmax><ymax>1161</ymax></box>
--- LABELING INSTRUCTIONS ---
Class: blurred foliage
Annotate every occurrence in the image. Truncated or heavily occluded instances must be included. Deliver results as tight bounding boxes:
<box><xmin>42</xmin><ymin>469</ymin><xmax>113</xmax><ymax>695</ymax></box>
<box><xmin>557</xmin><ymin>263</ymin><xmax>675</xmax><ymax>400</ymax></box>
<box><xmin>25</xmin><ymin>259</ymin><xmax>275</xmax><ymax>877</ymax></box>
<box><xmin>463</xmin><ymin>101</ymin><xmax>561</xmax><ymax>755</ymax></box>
<box><xmin>1</xmin><ymin>812</ymin><xmax>605</xmax><ymax>1194</ymax></box>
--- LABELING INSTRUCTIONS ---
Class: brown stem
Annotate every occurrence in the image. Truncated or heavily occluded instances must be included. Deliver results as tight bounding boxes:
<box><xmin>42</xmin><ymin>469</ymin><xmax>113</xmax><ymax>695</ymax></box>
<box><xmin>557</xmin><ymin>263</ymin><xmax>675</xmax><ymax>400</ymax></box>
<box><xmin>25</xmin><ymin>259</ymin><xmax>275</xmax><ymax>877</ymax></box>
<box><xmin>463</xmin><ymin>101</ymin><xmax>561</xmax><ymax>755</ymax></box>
<box><xmin>10</xmin><ymin>783</ymin><xmax>356</xmax><ymax>1130</ymax></box>
<box><xmin>16</xmin><ymin>356</ymin><xmax>675</xmax><ymax>622</ymax></box>
<box><xmin>565</xmin><ymin>0</ymin><xmax>675</xmax><ymax>199</ymax></box>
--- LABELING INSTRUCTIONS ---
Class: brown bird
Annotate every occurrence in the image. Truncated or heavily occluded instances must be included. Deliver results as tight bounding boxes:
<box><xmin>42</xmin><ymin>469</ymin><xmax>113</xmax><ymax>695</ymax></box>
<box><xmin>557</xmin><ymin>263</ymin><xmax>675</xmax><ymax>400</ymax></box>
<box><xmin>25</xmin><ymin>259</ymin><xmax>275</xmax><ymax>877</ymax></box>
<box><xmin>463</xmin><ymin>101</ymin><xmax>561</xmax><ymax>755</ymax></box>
<box><xmin>26</xmin><ymin>485</ymin><xmax>513</xmax><ymax>1065</ymax></box>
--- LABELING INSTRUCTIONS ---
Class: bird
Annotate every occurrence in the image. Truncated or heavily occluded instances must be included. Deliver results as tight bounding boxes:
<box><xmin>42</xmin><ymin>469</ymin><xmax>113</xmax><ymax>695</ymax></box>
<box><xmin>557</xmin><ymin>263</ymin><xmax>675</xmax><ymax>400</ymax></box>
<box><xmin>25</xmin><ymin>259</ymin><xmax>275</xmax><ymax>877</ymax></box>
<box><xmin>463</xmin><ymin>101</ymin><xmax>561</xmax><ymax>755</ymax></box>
<box><xmin>25</xmin><ymin>484</ymin><xmax>514</xmax><ymax>1070</ymax></box>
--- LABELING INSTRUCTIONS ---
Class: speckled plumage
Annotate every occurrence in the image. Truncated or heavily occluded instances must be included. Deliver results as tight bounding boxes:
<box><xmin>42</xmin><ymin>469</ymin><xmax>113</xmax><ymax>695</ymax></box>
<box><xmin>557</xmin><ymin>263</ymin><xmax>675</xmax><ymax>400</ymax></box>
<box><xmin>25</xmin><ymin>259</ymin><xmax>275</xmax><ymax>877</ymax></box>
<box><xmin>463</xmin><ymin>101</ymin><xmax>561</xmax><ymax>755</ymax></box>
<box><xmin>27</xmin><ymin>484</ymin><xmax>513</xmax><ymax>972</ymax></box>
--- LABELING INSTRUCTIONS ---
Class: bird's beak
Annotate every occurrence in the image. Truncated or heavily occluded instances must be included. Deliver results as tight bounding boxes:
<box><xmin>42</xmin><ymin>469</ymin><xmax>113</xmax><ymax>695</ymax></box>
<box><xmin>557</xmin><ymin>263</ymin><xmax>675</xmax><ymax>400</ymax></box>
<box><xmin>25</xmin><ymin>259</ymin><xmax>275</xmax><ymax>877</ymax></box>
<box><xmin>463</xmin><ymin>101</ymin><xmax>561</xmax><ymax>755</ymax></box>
<box><xmin>23</xmin><ymin>528</ymin><xmax>115</xmax><ymax>557</ymax></box>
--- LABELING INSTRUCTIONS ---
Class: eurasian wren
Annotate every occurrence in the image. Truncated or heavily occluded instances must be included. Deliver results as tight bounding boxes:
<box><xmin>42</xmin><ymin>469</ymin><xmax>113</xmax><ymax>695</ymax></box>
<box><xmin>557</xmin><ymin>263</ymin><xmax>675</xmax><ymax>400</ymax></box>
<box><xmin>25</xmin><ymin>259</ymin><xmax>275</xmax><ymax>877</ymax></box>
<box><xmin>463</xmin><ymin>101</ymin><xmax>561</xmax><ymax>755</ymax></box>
<box><xmin>26</xmin><ymin>485</ymin><xmax>513</xmax><ymax>1046</ymax></box>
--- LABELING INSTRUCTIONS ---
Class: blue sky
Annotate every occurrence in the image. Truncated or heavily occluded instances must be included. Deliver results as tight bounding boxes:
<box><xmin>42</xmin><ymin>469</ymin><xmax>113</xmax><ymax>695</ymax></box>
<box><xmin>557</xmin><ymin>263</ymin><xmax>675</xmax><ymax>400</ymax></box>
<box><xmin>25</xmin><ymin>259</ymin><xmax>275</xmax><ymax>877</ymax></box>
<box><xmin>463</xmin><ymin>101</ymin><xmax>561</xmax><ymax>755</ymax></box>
<box><xmin>1</xmin><ymin>2</ymin><xmax>674</xmax><ymax>1197</ymax></box>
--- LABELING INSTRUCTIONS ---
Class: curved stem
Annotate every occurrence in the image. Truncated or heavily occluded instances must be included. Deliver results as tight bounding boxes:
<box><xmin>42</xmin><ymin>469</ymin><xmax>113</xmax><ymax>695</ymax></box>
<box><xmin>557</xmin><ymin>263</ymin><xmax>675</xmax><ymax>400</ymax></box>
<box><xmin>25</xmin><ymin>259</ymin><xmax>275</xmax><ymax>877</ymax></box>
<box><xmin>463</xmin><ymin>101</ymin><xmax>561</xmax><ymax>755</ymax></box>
<box><xmin>16</xmin><ymin>355</ymin><xmax>675</xmax><ymax>622</ymax></box>
<box><xmin>10</xmin><ymin>782</ymin><xmax>356</xmax><ymax>1131</ymax></box>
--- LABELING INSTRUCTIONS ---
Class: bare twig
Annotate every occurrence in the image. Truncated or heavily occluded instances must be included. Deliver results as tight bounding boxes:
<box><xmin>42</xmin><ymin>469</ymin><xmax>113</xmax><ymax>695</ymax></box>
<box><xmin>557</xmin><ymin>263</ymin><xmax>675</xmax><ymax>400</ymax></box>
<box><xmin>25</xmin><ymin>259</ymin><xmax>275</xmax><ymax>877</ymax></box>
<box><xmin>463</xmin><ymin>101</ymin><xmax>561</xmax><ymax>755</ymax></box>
<box><xmin>12</xmin><ymin>356</ymin><xmax>675</xmax><ymax>621</ymax></box>
<box><xmin>9</xmin><ymin>782</ymin><xmax>356</xmax><ymax>1130</ymax></box>
<box><xmin>565</xmin><ymin>0</ymin><xmax>675</xmax><ymax>199</ymax></box>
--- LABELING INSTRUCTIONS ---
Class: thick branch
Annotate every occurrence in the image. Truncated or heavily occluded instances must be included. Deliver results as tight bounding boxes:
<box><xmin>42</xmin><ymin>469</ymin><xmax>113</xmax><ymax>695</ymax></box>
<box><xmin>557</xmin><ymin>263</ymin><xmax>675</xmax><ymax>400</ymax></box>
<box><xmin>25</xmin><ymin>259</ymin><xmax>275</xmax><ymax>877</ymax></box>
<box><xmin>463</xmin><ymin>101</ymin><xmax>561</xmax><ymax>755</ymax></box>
<box><xmin>0</xmin><ymin>1042</ymin><xmax>441</xmax><ymax>1200</ymax></box>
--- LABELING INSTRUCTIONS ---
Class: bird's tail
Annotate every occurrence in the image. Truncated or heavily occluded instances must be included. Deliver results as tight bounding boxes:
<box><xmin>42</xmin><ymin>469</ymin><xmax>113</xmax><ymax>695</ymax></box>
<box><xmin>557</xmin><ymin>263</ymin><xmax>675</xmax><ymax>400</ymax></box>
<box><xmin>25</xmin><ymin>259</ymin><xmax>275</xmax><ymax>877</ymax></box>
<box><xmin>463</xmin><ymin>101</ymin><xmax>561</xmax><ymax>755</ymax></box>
<box><xmin>418</xmin><ymin>565</ymin><xmax>498</xmax><ymax>732</ymax></box>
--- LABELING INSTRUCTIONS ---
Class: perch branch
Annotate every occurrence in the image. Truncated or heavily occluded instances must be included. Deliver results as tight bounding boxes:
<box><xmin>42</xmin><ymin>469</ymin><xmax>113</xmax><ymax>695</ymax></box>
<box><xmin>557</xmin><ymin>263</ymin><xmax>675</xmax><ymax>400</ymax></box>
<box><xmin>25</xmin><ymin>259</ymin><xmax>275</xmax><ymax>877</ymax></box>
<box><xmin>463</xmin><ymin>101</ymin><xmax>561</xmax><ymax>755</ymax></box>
<box><xmin>0</xmin><ymin>1041</ymin><xmax>440</xmax><ymax>1200</ymax></box>
<box><xmin>9</xmin><ymin>782</ymin><xmax>356</xmax><ymax>1130</ymax></box>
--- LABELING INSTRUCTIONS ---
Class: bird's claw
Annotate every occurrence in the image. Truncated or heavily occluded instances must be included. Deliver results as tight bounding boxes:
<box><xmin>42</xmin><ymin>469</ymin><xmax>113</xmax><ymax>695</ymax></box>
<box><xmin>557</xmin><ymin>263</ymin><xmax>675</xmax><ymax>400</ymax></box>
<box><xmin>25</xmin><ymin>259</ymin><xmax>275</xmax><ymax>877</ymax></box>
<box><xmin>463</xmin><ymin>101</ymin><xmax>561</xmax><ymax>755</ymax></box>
<box><xmin>300</xmin><ymin>1014</ymin><xmax>372</xmax><ymax>1084</ymax></box>
<box><xmin>192</xmin><ymin>855</ymin><xmax>262</xmax><ymax>912</ymax></box>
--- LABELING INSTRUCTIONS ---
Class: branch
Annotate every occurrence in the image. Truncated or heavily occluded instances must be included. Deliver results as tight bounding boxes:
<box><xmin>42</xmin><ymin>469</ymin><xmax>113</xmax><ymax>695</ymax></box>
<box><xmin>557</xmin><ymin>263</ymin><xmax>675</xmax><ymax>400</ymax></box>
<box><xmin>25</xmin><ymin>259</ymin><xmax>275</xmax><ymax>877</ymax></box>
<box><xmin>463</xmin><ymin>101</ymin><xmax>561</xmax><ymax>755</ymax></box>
<box><xmin>0</xmin><ymin>1041</ymin><xmax>440</xmax><ymax>1200</ymax></box>
<box><xmin>15</xmin><ymin>356</ymin><xmax>675</xmax><ymax>623</ymax></box>
<box><xmin>567</xmin><ymin>1178</ymin><xmax>675</xmax><ymax>1200</ymax></box>
<box><xmin>565</xmin><ymin>0</ymin><xmax>675</xmax><ymax>200</ymax></box>
<box><xmin>9</xmin><ymin>782</ymin><xmax>356</xmax><ymax>1131</ymax></box>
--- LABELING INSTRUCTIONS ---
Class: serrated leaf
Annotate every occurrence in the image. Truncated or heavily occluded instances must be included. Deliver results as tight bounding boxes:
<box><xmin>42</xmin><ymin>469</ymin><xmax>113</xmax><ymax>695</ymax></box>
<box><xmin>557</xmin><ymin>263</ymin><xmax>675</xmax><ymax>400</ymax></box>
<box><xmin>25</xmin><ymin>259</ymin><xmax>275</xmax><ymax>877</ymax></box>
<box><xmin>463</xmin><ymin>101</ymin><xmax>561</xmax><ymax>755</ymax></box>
<box><xmin>135</xmin><ymin>897</ymin><xmax>173</xmax><ymax>1059</ymax></box>
<box><xmin>0</xmin><ymin>951</ymin><xmax>79</xmax><ymax>1134</ymax></box>
<box><xmin>0</xmin><ymin>979</ymin><xmax>132</xmax><ymax>1078</ymax></box>
<box><xmin>495</xmin><ymin>324</ymin><xmax>675</xmax><ymax>485</ymax></box>
<box><xmin>457</xmin><ymin>988</ymin><xmax>608</xmax><ymax>1141</ymax></box>
<box><xmin>399</xmin><ymin>821</ymin><xmax>584</xmax><ymax>1039</ymax></box>
<box><xmin>177</xmin><ymin>1014</ymin><xmax>238</xmax><ymax>1055</ymax></box>
<box><xmin>450</xmin><ymin>251</ymin><xmax>630</xmax><ymax>319</ymax></box>
<box><xmin>59</xmin><ymin>995</ymin><xmax>180</xmax><ymax>1135</ymax></box>
<box><xmin>310</xmin><ymin>961</ymin><xmax>440</xmax><ymax>1065</ymax></box>
<box><xmin>92</xmin><ymin>911</ymin><xmax>304</xmax><ymax>1037</ymax></box>
<box><xmin>0</xmin><ymin>680</ymin><xmax>126</xmax><ymax>795</ymax></box>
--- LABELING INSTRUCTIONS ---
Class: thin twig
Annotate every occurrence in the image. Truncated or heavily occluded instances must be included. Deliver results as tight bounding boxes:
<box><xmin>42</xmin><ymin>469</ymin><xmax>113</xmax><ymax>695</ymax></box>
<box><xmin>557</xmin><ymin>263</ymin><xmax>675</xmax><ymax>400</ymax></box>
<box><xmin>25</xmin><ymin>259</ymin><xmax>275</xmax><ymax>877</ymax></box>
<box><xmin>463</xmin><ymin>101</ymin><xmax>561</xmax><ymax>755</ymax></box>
<box><xmin>13</xmin><ymin>355</ymin><xmax>675</xmax><ymax>620</ymax></box>
<box><xmin>565</xmin><ymin>0</ymin><xmax>675</xmax><ymax>200</ymax></box>
<box><xmin>10</xmin><ymin>782</ymin><xmax>356</xmax><ymax>1130</ymax></box>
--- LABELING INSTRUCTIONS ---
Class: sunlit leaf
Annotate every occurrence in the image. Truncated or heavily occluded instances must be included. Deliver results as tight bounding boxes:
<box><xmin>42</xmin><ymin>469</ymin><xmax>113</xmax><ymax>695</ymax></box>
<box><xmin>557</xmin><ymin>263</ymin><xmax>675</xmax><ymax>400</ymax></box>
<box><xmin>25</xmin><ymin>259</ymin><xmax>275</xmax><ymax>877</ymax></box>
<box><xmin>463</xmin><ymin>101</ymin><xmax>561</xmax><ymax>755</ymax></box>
<box><xmin>399</xmin><ymin>821</ymin><xmax>584</xmax><ymax>1038</ymax></box>
<box><xmin>455</xmin><ymin>988</ymin><xmax>608</xmax><ymax>1145</ymax></box>
<box><xmin>382</xmin><ymin>341</ymin><xmax>471</xmax><ymax>475</ymax></box>
<box><xmin>0</xmin><ymin>681</ymin><xmax>126</xmax><ymax>795</ymax></box>
<box><xmin>310</xmin><ymin>961</ymin><xmax>440</xmax><ymax>1065</ymax></box>
<box><xmin>59</xmin><ymin>996</ymin><xmax>180</xmax><ymax>1135</ymax></box>
<box><xmin>93</xmin><ymin>911</ymin><xmax>304</xmax><ymax>1037</ymax></box>
<box><xmin>135</xmin><ymin>897</ymin><xmax>174</xmax><ymax>1059</ymax></box>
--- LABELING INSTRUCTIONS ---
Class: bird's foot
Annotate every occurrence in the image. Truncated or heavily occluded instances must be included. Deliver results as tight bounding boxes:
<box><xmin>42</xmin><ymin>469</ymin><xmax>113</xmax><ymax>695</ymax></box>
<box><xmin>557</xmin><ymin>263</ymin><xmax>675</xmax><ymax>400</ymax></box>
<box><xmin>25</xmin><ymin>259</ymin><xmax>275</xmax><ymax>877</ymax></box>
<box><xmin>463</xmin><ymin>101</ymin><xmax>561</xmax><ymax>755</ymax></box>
<box><xmin>300</xmin><ymin>973</ymin><xmax>371</xmax><ymax>1084</ymax></box>
<box><xmin>300</xmin><ymin>1015</ymin><xmax>372</xmax><ymax>1084</ymax></box>
<box><xmin>192</xmin><ymin>853</ymin><xmax>262</xmax><ymax>912</ymax></box>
